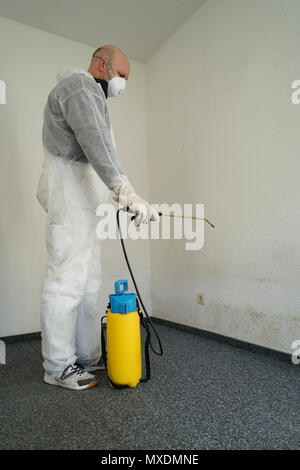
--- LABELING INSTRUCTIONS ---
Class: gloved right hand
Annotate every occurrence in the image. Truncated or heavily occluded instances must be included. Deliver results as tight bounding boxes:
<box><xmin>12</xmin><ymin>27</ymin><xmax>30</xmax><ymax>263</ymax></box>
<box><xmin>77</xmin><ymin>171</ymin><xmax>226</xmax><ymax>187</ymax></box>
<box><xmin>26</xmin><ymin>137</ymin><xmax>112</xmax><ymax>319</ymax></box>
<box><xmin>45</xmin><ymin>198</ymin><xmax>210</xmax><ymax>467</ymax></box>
<box><xmin>113</xmin><ymin>182</ymin><xmax>160</xmax><ymax>227</ymax></box>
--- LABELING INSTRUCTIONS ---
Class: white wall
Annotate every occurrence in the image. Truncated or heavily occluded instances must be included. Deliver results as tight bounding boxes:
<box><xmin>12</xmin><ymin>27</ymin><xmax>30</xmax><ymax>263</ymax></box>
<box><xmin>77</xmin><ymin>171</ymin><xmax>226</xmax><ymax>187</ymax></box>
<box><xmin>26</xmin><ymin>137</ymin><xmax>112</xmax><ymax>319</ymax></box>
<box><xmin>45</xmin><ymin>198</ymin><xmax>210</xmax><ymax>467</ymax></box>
<box><xmin>0</xmin><ymin>17</ymin><xmax>151</xmax><ymax>337</ymax></box>
<box><xmin>146</xmin><ymin>0</ymin><xmax>300</xmax><ymax>353</ymax></box>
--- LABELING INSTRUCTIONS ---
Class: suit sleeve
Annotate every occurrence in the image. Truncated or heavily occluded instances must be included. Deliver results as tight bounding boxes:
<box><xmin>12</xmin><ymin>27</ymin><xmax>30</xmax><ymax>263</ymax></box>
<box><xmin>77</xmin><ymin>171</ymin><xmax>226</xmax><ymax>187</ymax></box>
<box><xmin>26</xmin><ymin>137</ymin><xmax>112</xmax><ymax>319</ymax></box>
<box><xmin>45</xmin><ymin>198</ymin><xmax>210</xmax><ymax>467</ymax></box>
<box><xmin>60</xmin><ymin>87</ymin><xmax>128</xmax><ymax>192</ymax></box>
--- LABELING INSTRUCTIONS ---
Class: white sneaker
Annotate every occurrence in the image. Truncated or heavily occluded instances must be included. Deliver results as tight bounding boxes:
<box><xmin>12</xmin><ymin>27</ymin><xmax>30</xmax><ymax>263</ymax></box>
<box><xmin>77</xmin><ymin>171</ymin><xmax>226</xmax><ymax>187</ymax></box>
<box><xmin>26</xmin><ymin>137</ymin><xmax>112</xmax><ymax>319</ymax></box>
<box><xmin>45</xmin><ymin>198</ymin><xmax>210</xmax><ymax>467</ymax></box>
<box><xmin>84</xmin><ymin>356</ymin><xmax>106</xmax><ymax>372</ymax></box>
<box><xmin>44</xmin><ymin>363</ymin><xmax>99</xmax><ymax>390</ymax></box>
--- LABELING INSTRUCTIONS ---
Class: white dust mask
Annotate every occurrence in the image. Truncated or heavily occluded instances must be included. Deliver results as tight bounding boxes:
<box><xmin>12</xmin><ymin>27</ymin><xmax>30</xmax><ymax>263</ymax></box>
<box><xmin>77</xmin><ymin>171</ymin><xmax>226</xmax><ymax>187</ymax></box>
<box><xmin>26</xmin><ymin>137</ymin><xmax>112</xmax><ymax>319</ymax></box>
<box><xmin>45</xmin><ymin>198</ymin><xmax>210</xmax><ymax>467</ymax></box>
<box><xmin>107</xmin><ymin>74</ymin><xmax>126</xmax><ymax>97</ymax></box>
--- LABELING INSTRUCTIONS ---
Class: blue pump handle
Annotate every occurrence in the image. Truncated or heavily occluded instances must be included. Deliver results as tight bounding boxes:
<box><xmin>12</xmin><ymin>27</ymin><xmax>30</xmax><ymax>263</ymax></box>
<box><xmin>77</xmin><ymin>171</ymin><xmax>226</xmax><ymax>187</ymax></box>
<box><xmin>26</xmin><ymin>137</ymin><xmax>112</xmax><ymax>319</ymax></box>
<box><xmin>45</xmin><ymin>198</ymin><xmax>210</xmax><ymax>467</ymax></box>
<box><xmin>114</xmin><ymin>279</ymin><xmax>128</xmax><ymax>294</ymax></box>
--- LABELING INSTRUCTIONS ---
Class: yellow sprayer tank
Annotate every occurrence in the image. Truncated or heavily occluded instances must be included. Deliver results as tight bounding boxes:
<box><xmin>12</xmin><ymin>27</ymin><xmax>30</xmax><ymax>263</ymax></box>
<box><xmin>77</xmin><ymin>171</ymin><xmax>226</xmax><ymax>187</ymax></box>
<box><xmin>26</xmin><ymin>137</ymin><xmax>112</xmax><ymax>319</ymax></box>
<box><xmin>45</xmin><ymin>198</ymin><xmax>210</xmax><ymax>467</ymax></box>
<box><xmin>106</xmin><ymin>280</ymin><xmax>142</xmax><ymax>388</ymax></box>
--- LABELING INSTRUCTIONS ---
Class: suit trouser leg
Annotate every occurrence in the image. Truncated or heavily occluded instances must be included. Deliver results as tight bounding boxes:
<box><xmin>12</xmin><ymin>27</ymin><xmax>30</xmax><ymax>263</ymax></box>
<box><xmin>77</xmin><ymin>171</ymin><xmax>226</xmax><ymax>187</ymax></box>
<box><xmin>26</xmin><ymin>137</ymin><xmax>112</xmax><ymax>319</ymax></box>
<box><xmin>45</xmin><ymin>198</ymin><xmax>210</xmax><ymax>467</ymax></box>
<box><xmin>75</xmin><ymin>238</ymin><xmax>102</xmax><ymax>367</ymax></box>
<box><xmin>41</xmin><ymin>211</ymin><xmax>99</xmax><ymax>374</ymax></box>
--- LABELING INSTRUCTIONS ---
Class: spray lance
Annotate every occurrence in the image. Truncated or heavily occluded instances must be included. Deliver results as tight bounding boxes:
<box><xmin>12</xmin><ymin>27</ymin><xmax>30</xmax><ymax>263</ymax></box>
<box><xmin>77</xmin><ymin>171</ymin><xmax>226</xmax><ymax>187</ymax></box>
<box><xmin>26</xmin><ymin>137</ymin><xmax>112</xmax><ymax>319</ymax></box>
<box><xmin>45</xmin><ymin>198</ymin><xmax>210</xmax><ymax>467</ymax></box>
<box><xmin>131</xmin><ymin>210</ymin><xmax>215</xmax><ymax>228</ymax></box>
<box><xmin>101</xmin><ymin>206</ymin><xmax>215</xmax><ymax>389</ymax></box>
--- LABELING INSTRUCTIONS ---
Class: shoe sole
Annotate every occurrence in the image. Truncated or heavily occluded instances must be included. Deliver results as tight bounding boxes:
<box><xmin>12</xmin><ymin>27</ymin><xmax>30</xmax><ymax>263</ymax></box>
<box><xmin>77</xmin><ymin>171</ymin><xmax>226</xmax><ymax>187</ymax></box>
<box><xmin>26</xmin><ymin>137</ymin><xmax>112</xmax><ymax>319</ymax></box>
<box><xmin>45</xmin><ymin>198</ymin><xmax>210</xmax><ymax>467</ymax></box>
<box><xmin>86</xmin><ymin>366</ymin><xmax>106</xmax><ymax>372</ymax></box>
<box><xmin>44</xmin><ymin>374</ymin><xmax>99</xmax><ymax>390</ymax></box>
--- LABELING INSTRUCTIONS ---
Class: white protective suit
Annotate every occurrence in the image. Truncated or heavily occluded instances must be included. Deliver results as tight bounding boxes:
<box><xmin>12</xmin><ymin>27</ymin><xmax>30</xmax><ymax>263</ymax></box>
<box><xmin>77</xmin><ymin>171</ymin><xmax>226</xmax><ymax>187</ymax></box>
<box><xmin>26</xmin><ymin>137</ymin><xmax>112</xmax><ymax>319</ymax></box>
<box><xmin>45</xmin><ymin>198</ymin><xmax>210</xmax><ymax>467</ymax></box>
<box><xmin>37</xmin><ymin>69</ymin><xmax>128</xmax><ymax>373</ymax></box>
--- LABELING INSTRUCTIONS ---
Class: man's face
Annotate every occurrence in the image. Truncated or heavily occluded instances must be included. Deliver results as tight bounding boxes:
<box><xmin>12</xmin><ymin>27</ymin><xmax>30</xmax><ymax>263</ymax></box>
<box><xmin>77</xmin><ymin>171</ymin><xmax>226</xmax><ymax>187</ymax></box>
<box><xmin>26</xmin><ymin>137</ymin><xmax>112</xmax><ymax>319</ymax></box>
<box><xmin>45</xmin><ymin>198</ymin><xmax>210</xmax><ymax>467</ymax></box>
<box><xmin>108</xmin><ymin>53</ymin><xmax>130</xmax><ymax>81</ymax></box>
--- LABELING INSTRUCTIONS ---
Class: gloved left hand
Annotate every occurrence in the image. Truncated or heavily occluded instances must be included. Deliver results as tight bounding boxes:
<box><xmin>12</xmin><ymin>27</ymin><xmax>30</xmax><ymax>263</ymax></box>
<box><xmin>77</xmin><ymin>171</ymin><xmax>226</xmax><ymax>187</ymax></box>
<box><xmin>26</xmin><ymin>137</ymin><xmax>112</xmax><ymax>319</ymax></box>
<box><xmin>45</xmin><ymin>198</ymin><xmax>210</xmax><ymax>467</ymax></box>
<box><xmin>113</xmin><ymin>182</ymin><xmax>160</xmax><ymax>227</ymax></box>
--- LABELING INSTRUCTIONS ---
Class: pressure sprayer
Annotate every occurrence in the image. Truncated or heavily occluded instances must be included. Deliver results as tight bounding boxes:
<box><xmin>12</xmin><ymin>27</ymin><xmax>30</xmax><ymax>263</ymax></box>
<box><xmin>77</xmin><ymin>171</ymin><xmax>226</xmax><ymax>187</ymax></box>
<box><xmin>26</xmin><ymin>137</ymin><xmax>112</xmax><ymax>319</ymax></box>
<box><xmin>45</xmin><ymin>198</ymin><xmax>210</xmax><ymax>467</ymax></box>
<box><xmin>101</xmin><ymin>207</ymin><xmax>215</xmax><ymax>389</ymax></box>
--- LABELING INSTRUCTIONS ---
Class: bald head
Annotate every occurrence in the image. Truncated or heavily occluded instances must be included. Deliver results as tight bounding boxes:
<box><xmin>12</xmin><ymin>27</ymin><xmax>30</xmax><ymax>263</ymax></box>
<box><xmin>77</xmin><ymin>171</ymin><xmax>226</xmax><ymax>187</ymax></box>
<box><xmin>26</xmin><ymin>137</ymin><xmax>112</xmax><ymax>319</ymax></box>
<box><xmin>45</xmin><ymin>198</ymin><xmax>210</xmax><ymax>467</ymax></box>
<box><xmin>92</xmin><ymin>45</ymin><xmax>118</xmax><ymax>63</ymax></box>
<box><xmin>88</xmin><ymin>44</ymin><xmax>130</xmax><ymax>81</ymax></box>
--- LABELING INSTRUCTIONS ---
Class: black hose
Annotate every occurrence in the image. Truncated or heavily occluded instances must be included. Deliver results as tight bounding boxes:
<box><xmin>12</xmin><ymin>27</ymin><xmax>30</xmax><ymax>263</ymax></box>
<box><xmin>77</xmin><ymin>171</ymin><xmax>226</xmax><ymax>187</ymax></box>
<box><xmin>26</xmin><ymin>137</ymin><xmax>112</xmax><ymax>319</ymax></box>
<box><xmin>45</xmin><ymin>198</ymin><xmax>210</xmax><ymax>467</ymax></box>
<box><xmin>116</xmin><ymin>208</ymin><xmax>163</xmax><ymax>357</ymax></box>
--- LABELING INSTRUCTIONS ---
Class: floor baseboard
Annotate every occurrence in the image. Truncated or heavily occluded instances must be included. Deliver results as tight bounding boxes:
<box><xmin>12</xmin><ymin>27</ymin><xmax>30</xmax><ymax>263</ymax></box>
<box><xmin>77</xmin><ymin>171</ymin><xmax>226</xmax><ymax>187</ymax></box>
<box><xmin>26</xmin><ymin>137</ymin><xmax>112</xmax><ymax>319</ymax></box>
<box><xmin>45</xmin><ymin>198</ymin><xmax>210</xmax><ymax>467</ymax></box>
<box><xmin>0</xmin><ymin>332</ymin><xmax>41</xmax><ymax>344</ymax></box>
<box><xmin>151</xmin><ymin>317</ymin><xmax>291</xmax><ymax>364</ymax></box>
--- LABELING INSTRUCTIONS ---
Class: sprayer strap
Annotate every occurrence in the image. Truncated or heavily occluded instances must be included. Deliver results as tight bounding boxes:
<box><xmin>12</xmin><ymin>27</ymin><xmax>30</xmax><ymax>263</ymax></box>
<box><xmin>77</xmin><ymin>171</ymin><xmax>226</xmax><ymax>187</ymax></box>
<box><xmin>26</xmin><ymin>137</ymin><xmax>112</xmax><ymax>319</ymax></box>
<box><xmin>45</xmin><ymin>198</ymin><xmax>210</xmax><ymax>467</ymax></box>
<box><xmin>137</xmin><ymin>308</ymin><xmax>151</xmax><ymax>383</ymax></box>
<box><xmin>138</xmin><ymin>313</ymin><xmax>151</xmax><ymax>383</ymax></box>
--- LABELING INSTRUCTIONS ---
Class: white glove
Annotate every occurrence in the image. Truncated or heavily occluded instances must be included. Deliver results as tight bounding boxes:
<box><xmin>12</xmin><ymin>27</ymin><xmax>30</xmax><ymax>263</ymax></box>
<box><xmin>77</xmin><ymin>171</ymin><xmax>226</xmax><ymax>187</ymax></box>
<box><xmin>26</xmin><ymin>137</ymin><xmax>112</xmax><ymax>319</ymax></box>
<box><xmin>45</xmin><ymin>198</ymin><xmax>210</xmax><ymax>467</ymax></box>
<box><xmin>113</xmin><ymin>182</ymin><xmax>160</xmax><ymax>227</ymax></box>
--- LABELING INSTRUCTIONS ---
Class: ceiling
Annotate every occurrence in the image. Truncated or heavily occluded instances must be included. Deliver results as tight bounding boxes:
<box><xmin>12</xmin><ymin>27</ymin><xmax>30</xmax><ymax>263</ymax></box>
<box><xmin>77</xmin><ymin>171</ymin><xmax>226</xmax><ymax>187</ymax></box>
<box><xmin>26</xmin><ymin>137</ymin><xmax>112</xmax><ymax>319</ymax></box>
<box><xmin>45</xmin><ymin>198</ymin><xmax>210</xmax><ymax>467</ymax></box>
<box><xmin>0</xmin><ymin>0</ymin><xmax>204</xmax><ymax>63</ymax></box>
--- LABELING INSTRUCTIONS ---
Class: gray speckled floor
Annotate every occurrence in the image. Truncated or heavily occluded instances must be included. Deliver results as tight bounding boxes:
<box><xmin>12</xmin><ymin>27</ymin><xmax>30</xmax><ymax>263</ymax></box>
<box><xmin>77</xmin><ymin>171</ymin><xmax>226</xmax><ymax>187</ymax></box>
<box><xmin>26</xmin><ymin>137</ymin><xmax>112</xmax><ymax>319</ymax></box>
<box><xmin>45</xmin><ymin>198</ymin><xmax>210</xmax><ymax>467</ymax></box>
<box><xmin>0</xmin><ymin>323</ymin><xmax>299</xmax><ymax>450</ymax></box>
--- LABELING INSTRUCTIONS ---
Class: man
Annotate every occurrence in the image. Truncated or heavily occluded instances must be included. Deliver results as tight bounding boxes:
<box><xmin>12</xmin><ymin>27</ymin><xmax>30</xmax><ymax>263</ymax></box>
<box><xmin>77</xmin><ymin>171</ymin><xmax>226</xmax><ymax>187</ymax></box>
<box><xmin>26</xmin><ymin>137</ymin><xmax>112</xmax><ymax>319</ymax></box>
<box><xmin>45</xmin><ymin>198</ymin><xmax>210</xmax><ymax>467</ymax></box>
<box><xmin>36</xmin><ymin>44</ymin><xmax>159</xmax><ymax>390</ymax></box>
